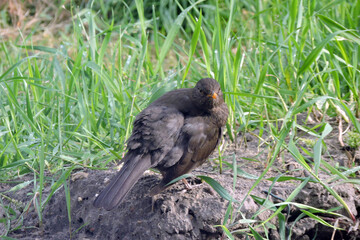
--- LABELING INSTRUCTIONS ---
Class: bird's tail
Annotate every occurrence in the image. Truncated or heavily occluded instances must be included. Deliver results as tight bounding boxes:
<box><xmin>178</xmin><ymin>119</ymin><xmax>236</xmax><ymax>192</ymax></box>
<box><xmin>93</xmin><ymin>153</ymin><xmax>152</xmax><ymax>210</ymax></box>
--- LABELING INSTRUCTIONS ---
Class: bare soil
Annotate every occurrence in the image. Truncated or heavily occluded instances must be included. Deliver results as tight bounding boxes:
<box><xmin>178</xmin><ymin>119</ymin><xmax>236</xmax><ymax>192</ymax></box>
<box><xmin>1</xmin><ymin>120</ymin><xmax>360</xmax><ymax>239</ymax></box>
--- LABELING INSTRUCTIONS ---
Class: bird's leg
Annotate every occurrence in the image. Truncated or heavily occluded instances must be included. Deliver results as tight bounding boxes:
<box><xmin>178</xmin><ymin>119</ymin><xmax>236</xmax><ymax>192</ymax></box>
<box><xmin>151</xmin><ymin>195</ymin><xmax>157</xmax><ymax>212</ymax></box>
<box><xmin>182</xmin><ymin>178</ymin><xmax>192</xmax><ymax>190</ymax></box>
<box><xmin>182</xmin><ymin>178</ymin><xmax>205</xmax><ymax>191</ymax></box>
<box><xmin>149</xmin><ymin>182</ymin><xmax>166</xmax><ymax>212</ymax></box>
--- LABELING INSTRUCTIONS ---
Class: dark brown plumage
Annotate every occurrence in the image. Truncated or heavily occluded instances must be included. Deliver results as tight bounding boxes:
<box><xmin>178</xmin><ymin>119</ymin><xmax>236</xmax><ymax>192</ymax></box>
<box><xmin>93</xmin><ymin>78</ymin><xmax>229</xmax><ymax>210</ymax></box>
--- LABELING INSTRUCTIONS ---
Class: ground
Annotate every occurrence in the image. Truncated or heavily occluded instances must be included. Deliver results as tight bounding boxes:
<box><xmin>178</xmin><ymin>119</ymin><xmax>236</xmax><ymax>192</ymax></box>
<box><xmin>1</xmin><ymin>119</ymin><xmax>360</xmax><ymax>239</ymax></box>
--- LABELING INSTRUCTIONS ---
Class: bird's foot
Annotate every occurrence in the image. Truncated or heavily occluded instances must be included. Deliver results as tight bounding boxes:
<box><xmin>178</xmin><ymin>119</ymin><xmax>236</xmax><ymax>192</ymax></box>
<box><xmin>182</xmin><ymin>178</ymin><xmax>203</xmax><ymax>191</ymax></box>
<box><xmin>182</xmin><ymin>178</ymin><xmax>192</xmax><ymax>190</ymax></box>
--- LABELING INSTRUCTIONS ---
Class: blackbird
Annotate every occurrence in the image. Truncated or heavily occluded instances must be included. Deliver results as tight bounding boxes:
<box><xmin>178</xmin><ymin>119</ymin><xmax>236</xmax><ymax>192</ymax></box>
<box><xmin>93</xmin><ymin>78</ymin><xmax>229</xmax><ymax>210</ymax></box>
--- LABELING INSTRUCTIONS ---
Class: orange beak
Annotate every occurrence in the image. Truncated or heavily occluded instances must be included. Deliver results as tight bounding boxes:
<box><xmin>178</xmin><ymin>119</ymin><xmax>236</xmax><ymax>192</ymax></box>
<box><xmin>208</xmin><ymin>92</ymin><xmax>217</xmax><ymax>99</ymax></box>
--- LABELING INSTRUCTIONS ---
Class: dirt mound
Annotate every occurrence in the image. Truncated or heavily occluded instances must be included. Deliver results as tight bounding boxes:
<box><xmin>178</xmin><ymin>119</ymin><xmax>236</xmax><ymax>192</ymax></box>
<box><xmin>3</xmin><ymin>126</ymin><xmax>360</xmax><ymax>239</ymax></box>
<box><xmin>4</xmin><ymin>163</ymin><xmax>360</xmax><ymax>240</ymax></box>
<box><xmin>6</xmin><ymin>169</ymin><xmax>231</xmax><ymax>240</ymax></box>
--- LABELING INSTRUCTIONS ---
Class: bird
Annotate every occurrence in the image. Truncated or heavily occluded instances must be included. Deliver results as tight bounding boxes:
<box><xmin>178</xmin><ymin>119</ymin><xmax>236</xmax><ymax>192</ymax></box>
<box><xmin>93</xmin><ymin>78</ymin><xmax>229</xmax><ymax>210</ymax></box>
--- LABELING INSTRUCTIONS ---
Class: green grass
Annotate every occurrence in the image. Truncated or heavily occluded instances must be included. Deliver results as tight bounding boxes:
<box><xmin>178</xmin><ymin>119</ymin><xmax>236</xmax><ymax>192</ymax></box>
<box><xmin>1</xmin><ymin>0</ymin><xmax>360</xmax><ymax>238</ymax></box>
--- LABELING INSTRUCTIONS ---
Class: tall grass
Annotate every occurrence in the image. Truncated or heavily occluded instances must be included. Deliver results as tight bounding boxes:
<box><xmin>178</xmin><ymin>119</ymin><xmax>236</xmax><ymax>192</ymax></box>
<box><xmin>0</xmin><ymin>0</ymin><xmax>359</xmax><ymax>238</ymax></box>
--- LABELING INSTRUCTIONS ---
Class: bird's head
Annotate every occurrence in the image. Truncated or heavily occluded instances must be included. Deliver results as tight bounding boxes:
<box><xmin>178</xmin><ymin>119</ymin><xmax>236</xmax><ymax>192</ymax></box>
<box><xmin>193</xmin><ymin>78</ymin><xmax>224</xmax><ymax>110</ymax></box>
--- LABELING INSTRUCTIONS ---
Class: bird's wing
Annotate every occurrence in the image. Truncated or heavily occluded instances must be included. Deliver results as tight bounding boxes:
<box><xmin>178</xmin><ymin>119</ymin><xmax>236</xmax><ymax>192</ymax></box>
<box><xmin>183</xmin><ymin>116</ymin><xmax>220</xmax><ymax>166</ymax></box>
<box><xmin>127</xmin><ymin>105</ymin><xmax>185</xmax><ymax>165</ymax></box>
<box><xmin>159</xmin><ymin>116</ymin><xmax>220</xmax><ymax>175</ymax></box>
<box><xmin>94</xmin><ymin>105</ymin><xmax>184</xmax><ymax>210</ymax></box>
<box><xmin>150</xmin><ymin>116</ymin><xmax>221</xmax><ymax>195</ymax></box>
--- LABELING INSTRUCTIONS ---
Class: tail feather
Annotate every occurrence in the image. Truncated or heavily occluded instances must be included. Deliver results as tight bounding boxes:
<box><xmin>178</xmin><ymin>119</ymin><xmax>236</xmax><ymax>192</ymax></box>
<box><xmin>93</xmin><ymin>153</ymin><xmax>152</xmax><ymax>210</ymax></box>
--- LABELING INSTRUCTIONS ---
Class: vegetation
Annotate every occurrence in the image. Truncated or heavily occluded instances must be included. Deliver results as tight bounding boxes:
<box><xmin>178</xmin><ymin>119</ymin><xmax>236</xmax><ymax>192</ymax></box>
<box><xmin>1</xmin><ymin>0</ymin><xmax>359</xmax><ymax>238</ymax></box>
<box><xmin>345</xmin><ymin>131</ymin><xmax>360</xmax><ymax>150</ymax></box>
